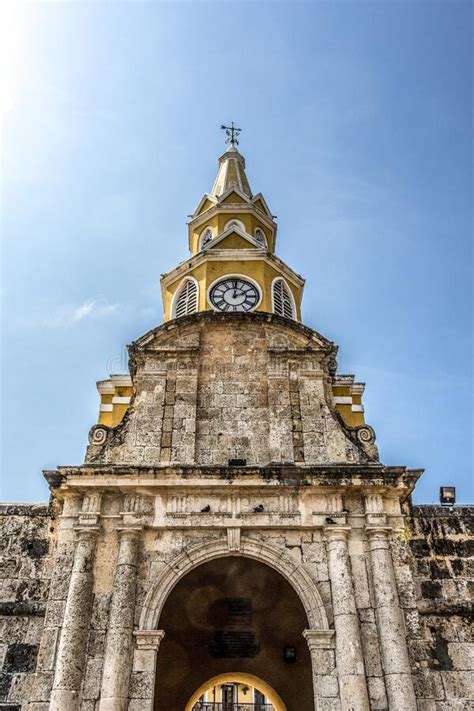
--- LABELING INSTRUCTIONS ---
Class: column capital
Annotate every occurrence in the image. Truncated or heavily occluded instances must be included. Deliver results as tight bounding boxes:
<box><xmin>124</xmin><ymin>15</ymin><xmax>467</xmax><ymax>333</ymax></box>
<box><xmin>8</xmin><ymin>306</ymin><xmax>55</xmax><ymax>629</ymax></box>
<box><xmin>134</xmin><ymin>629</ymin><xmax>165</xmax><ymax>651</ymax></box>
<box><xmin>303</xmin><ymin>629</ymin><xmax>335</xmax><ymax>651</ymax></box>
<box><xmin>323</xmin><ymin>525</ymin><xmax>350</xmax><ymax>542</ymax></box>
<box><xmin>116</xmin><ymin>525</ymin><xmax>143</xmax><ymax>540</ymax></box>
<box><xmin>365</xmin><ymin>525</ymin><xmax>392</xmax><ymax>541</ymax></box>
<box><xmin>73</xmin><ymin>525</ymin><xmax>100</xmax><ymax>541</ymax></box>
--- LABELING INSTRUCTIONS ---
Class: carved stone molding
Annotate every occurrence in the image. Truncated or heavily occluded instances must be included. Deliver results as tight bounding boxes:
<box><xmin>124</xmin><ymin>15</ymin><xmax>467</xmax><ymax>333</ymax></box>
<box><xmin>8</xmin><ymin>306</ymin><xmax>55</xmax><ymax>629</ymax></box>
<box><xmin>303</xmin><ymin>629</ymin><xmax>335</xmax><ymax>651</ymax></box>
<box><xmin>227</xmin><ymin>527</ymin><xmax>241</xmax><ymax>551</ymax></box>
<box><xmin>134</xmin><ymin>629</ymin><xmax>165</xmax><ymax>651</ymax></box>
<box><xmin>73</xmin><ymin>525</ymin><xmax>100</xmax><ymax>540</ymax></box>
<box><xmin>365</xmin><ymin>525</ymin><xmax>393</xmax><ymax>542</ymax></box>
<box><xmin>323</xmin><ymin>525</ymin><xmax>350</xmax><ymax>542</ymax></box>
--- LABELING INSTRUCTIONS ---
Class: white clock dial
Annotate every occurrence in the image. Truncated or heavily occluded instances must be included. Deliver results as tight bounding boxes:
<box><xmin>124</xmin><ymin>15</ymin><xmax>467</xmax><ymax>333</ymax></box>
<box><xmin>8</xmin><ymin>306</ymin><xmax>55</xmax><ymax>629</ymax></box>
<box><xmin>209</xmin><ymin>278</ymin><xmax>260</xmax><ymax>312</ymax></box>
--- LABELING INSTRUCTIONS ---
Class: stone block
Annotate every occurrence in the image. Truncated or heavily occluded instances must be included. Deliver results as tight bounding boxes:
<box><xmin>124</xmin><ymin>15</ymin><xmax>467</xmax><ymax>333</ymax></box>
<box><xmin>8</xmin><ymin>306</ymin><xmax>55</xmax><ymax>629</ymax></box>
<box><xmin>315</xmin><ymin>699</ymin><xmax>341</xmax><ymax>710</ymax></box>
<box><xmin>314</xmin><ymin>673</ymin><xmax>339</xmax><ymax>697</ymax></box>
<box><xmin>81</xmin><ymin>657</ymin><xmax>103</xmax><ymax>700</ymax></box>
<box><xmin>446</xmin><ymin>643</ymin><xmax>474</xmax><ymax>671</ymax></box>
<box><xmin>360</xmin><ymin>622</ymin><xmax>383</xmax><ymax>676</ymax></box>
<box><xmin>129</xmin><ymin>671</ymin><xmax>155</xmax><ymax>699</ymax></box>
<box><xmin>414</xmin><ymin>669</ymin><xmax>445</xmax><ymax>700</ymax></box>
<box><xmin>367</xmin><ymin>676</ymin><xmax>388</xmax><ymax>709</ymax></box>
<box><xmin>441</xmin><ymin>670</ymin><xmax>474</xmax><ymax>699</ymax></box>
<box><xmin>7</xmin><ymin>671</ymin><xmax>34</xmax><ymax>702</ymax></box>
<box><xmin>28</xmin><ymin>671</ymin><xmax>53</xmax><ymax>702</ymax></box>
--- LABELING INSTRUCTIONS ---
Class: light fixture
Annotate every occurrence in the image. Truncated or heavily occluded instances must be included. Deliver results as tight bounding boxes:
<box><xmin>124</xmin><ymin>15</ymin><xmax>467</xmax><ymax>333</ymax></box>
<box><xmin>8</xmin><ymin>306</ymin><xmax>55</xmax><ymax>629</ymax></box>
<box><xmin>439</xmin><ymin>486</ymin><xmax>456</xmax><ymax>506</ymax></box>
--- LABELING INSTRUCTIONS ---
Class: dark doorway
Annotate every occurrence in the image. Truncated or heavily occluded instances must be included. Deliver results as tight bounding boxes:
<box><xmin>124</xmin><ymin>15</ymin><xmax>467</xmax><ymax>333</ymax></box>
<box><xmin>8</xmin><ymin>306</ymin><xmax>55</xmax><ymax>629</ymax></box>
<box><xmin>153</xmin><ymin>556</ymin><xmax>313</xmax><ymax>711</ymax></box>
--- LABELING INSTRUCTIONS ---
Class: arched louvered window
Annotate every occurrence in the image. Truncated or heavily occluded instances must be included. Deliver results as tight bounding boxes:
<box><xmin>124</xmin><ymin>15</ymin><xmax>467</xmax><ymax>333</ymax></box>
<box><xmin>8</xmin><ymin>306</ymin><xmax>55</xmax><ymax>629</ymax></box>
<box><xmin>272</xmin><ymin>278</ymin><xmax>295</xmax><ymax>320</ymax></box>
<box><xmin>200</xmin><ymin>227</ymin><xmax>213</xmax><ymax>250</ymax></box>
<box><xmin>254</xmin><ymin>228</ymin><xmax>267</xmax><ymax>247</ymax></box>
<box><xmin>173</xmin><ymin>278</ymin><xmax>198</xmax><ymax>319</ymax></box>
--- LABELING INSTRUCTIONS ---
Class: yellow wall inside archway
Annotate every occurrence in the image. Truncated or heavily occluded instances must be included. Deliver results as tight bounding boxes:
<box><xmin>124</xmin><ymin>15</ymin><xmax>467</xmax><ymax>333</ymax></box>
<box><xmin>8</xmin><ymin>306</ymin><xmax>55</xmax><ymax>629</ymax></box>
<box><xmin>185</xmin><ymin>672</ymin><xmax>287</xmax><ymax>711</ymax></box>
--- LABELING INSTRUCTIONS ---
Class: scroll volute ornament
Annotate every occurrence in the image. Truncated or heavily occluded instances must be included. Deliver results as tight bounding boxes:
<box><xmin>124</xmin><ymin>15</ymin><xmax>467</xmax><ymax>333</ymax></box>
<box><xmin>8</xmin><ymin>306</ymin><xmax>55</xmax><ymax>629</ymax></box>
<box><xmin>88</xmin><ymin>424</ymin><xmax>110</xmax><ymax>446</ymax></box>
<box><xmin>355</xmin><ymin>424</ymin><xmax>379</xmax><ymax>460</ymax></box>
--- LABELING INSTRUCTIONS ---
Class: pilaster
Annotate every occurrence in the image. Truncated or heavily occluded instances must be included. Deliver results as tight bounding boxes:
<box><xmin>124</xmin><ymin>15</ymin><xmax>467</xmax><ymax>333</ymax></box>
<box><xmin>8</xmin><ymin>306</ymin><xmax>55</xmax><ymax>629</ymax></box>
<box><xmin>129</xmin><ymin>630</ymin><xmax>165</xmax><ymax>711</ymax></box>
<box><xmin>303</xmin><ymin>629</ymin><xmax>338</xmax><ymax>709</ymax></box>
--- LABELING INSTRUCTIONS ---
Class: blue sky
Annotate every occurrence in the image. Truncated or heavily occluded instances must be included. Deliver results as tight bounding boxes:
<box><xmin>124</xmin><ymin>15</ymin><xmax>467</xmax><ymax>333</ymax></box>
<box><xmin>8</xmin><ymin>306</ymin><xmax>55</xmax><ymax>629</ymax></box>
<box><xmin>1</xmin><ymin>0</ymin><xmax>472</xmax><ymax>503</ymax></box>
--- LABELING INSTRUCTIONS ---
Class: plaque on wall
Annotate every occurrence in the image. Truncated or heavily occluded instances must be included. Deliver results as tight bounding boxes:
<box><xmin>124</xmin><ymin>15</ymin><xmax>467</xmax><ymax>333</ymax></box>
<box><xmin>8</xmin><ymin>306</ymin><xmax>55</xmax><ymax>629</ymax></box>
<box><xmin>208</xmin><ymin>630</ymin><xmax>260</xmax><ymax>658</ymax></box>
<box><xmin>208</xmin><ymin>597</ymin><xmax>259</xmax><ymax>658</ymax></box>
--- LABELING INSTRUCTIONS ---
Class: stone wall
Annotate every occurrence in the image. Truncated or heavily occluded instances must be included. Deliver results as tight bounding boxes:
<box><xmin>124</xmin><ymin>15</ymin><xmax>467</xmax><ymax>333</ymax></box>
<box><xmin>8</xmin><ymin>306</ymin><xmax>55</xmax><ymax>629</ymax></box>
<box><xmin>0</xmin><ymin>491</ymin><xmax>472</xmax><ymax>710</ymax></box>
<box><xmin>406</xmin><ymin>505</ymin><xmax>474</xmax><ymax>710</ymax></box>
<box><xmin>86</xmin><ymin>314</ymin><xmax>378</xmax><ymax>468</ymax></box>
<box><xmin>0</xmin><ymin>504</ymin><xmax>55</xmax><ymax>710</ymax></box>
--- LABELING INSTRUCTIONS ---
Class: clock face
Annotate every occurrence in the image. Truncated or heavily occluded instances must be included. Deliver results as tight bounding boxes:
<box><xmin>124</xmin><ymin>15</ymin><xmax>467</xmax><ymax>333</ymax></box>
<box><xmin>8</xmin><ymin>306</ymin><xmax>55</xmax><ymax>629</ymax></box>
<box><xmin>209</xmin><ymin>277</ymin><xmax>260</xmax><ymax>312</ymax></box>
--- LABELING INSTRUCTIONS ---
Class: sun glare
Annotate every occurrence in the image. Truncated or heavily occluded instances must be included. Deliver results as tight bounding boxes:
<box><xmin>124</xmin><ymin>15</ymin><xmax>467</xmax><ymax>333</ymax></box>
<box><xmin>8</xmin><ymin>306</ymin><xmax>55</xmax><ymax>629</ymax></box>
<box><xmin>0</xmin><ymin>0</ymin><xmax>27</xmax><ymax>114</ymax></box>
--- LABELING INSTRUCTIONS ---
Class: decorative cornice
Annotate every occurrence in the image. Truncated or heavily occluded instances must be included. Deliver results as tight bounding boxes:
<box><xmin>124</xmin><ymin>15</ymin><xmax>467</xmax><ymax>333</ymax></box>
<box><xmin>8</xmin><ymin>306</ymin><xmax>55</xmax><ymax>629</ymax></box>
<box><xmin>188</xmin><ymin>200</ymin><xmax>276</xmax><ymax>232</ymax></box>
<box><xmin>161</xmin><ymin>249</ymin><xmax>305</xmax><ymax>290</ymax></box>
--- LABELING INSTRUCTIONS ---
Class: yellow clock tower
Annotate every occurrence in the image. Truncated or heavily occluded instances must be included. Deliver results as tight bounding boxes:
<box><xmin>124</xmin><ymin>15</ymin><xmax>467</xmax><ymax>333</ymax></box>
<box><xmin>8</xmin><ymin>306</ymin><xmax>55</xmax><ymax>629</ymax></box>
<box><xmin>161</xmin><ymin>125</ymin><xmax>304</xmax><ymax>322</ymax></box>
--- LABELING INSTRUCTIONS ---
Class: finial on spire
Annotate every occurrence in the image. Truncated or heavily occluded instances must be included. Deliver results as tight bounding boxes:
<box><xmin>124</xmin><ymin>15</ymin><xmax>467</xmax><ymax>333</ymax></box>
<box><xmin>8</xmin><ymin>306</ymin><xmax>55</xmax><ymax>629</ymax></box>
<box><xmin>220</xmin><ymin>121</ymin><xmax>241</xmax><ymax>147</ymax></box>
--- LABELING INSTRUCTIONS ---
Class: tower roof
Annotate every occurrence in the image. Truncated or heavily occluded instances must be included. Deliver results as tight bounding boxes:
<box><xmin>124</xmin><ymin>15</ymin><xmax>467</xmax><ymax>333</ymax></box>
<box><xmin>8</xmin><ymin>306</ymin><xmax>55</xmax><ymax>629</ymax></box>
<box><xmin>211</xmin><ymin>145</ymin><xmax>252</xmax><ymax>198</ymax></box>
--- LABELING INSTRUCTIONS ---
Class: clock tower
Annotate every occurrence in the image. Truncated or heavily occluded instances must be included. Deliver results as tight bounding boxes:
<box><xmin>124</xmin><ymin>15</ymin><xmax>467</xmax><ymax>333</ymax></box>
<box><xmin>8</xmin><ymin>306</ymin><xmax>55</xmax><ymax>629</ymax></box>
<box><xmin>4</xmin><ymin>127</ymin><xmax>470</xmax><ymax>711</ymax></box>
<box><xmin>161</xmin><ymin>133</ymin><xmax>303</xmax><ymax>323</ymax></box>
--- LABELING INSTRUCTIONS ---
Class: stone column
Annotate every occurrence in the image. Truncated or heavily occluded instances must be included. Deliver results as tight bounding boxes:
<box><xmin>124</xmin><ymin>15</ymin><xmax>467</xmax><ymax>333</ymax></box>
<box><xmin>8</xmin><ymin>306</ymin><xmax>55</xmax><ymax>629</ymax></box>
<box><xmin>303</xmin><ymin>629</ymin><xmax>338</xmax><ymax>709</ymax></box>
<box><xmin>129</xmin><ymin>630</ymin><xmax>165</xmax><ymax>711</ymax></box>
<box><xmin>366</xmin><ymin>526</ymin><xmax>417</xmax><ymax>710</ymax></box>
<box><xmin>49</xmin><ymin>525</ymin><xmax>99</xmax><ymax>711</ymax></box>
<box><xmin>325</xmin><ymin>526</ymin><xmax>370</xmax><ymax>711</ymax></box>
<box><xmin>99</xmin><ymin>527</ymin><xmax>142</xmax><ymax>711</ymax></box>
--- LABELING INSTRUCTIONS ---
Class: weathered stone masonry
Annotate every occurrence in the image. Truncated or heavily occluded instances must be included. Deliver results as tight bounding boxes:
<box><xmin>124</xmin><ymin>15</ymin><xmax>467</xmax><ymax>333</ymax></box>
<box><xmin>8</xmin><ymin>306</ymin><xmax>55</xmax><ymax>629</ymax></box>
<box><xmin>0</xmin><ymin>315</ymin><xmax>472</xmax><ymax>711</ymax></box>
<box><xmin>2</xmin><ymin>134</ymin><xmax>472</xmax><ymax>710</ymax></box>
<box><xmin>1</xmin><ymin>488</ymin><xmax>472</xmax><ymax>709</ymax></box>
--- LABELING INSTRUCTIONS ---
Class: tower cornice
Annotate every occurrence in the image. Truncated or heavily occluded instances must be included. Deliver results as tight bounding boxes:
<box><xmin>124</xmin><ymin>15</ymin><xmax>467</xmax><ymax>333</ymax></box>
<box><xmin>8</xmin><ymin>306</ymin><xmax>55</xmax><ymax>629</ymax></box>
<box><xmin>160</xmin><ymin>248</ymin><xmax>305</xmax><ymax>291</ymax></box>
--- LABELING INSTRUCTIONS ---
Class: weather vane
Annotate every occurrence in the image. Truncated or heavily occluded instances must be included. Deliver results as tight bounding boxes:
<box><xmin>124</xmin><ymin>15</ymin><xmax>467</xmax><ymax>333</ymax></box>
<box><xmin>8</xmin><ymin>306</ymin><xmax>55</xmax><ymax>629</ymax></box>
<box><xmin>220</xmin><ymin>121</ymin><xmax>241</xmax><ymax>147</ymax></box>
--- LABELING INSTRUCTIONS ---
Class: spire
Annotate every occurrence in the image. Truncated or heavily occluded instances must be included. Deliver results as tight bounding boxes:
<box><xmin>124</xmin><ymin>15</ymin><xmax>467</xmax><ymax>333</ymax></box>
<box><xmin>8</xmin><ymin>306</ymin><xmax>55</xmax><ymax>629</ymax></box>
<box><xmin>211</xmin><ymin>123</ymin><xmax>252</xmax><ymax>198</ymax></box>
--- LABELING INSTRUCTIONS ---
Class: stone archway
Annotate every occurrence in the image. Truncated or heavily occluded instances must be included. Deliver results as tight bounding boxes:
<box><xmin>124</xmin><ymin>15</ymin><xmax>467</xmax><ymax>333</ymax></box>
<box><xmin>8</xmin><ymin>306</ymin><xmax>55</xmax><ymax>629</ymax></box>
<box><xmin>139</xmin><ymin>536</ymin><xmax>329</xmax><ymax>630</ymax></box>
<box><xmin>133</xmin><ymin>536</ymin><xmax>336</xmax><ymax>711</ymax></box>
<box><xmin>185</xmin><ymin>672</ymin><xmax>288</xmax><ymax>711</ymax></box>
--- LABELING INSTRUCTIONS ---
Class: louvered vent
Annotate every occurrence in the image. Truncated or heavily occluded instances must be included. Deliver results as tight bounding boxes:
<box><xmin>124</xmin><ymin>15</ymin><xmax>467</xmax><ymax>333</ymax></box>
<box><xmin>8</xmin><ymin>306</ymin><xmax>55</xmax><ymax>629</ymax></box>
<box><xmin>273</xmin><ymin>279</ymin><xmax>295</xmax><ymax>320</ymax></box>
<box><xmin>200</xmin><ymin>228</ymin><xmax>213</xmax><ymax>249</ymax></box>
<box><xmin>255</xmin><ymin>228</ymin><xmax>267</xmax><ymax>247</ymax></box>
<box><xmin>175</xmin><ymin>280</ymin><xmax>198</xmax><ymax>319</ymax></box>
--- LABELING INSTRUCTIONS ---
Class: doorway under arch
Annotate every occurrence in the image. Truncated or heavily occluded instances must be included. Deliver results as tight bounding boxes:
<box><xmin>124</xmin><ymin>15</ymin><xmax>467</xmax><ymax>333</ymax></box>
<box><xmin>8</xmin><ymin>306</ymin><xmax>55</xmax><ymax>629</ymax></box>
<box><xmin>153</xmin><ymin>556</ymin><xmax>313</xmax><ymax>710</ymax></box>
<box><xmin>185</xmin><ymin>672</ymin><xmax>288</xmax><ymax>711</ymax></box>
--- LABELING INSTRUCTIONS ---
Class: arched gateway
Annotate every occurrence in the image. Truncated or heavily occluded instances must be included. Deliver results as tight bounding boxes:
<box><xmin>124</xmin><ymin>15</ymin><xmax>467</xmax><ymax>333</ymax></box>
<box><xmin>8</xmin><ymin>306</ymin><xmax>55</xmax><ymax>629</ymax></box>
<box><xmin>23</xmin><ymin>133</ymin><xmax>430</xmax><ymax>711</ymax></box>
<box><xmin>139</xmin><ymin>538</ymin><xmax>329</xmax><ymax>630</ymax></box>
<box><xmin>185</xmin><ymin>673</ymin><xmax>288</xmax><ymax>711</ymax></box>
<box><xmin>137</xmin><ymin>539</ymin><xmax>330</xmax><ymax>710</ymax></box>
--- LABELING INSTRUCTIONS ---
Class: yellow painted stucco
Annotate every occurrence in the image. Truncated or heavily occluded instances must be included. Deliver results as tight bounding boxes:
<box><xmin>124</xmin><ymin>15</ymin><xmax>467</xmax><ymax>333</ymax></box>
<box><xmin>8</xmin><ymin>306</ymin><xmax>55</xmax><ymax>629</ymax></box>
<box><xmin>163</xmin><ymin>258</ymin><xmax>302</xmax><ymax>322</ymax></box>
<box><xmin>189</xmin><ymin>209</ymin><xmax>274</xmax><ymax>253</ymax></box>
<box><xmin>210</xmin><ymin>232</ymin><xmax>254</xmax><ymax>250</ymax></box>
<box><xmin>185</xmin><ymin>674</ymin><xmax>287</xmax><ymax>711</ymax></box>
